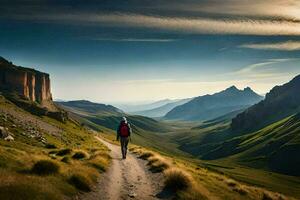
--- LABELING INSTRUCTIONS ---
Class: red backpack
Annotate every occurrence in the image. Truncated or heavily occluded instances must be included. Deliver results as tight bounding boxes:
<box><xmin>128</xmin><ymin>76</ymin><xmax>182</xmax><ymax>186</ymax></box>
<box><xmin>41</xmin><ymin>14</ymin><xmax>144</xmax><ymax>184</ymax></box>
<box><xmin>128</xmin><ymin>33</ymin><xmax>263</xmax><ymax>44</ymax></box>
<box><xmin>120</xmin><ymin>123</ymin><xmax>129</xmax><ymax>137</ymax></box>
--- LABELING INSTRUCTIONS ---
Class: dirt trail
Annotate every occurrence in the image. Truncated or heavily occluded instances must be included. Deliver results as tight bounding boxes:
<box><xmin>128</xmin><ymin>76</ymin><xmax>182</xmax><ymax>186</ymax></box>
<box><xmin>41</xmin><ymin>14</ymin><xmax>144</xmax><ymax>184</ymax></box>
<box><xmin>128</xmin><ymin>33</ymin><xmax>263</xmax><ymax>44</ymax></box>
<box><xmin>79</xmin><ymin>136</ymin><xmax>163</xmax><ymax>200</ymax></box>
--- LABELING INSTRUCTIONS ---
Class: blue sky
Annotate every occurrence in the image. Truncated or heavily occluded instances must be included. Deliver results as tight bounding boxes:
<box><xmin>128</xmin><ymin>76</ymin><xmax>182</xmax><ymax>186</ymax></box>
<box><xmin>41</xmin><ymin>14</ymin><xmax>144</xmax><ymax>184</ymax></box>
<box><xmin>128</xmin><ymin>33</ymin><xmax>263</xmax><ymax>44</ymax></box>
<box><xmin>1</xmin><ymin>0</ymin><xmax>300</xmax><ymax>103</ymax></box>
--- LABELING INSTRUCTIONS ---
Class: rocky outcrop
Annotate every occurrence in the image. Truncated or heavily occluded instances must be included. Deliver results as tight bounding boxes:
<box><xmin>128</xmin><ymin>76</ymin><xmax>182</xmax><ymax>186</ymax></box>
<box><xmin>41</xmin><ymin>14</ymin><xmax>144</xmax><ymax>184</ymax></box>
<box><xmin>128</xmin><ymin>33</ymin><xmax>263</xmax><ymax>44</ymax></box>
<box><xmin>231</xmin><ymin>74</ymin><xmax>300</xmax><ymax>132</ymax></box>
<box><xmin>0</xmin><ymin>57</ymin><xmax>52</xmax><ymax>103</ymax></box>
<box><xmin>0</xmin><ymin>57</ymin><xmax>67</xmax><ymax>122</ymax></box>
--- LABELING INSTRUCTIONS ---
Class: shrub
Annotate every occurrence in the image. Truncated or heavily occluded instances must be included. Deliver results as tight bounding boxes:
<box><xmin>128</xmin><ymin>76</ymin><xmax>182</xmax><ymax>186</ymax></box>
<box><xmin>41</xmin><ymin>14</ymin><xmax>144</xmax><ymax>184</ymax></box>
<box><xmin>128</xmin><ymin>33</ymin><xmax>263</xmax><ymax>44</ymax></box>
<box><xmin>68</xmin><ymin>174</ymin><xmax>91</xmax><ymax>192</ymax></box>
<box><xmin>139</xmin><ymin>151</ymin><xmax>154</xmax><ymax>160</ymax></box>
<box><xmin>31</xmin><ymin>160</ymin><xmax>60</xmax><ymax>175</ymax></box>
<box><xmin>177</xmin><ymin>187</ymin><xmax>208</xmax><ymax>200</ymax></box>
<box><xmin>262</xmin><ymin>193</ymin><xmax>274</xmax><ymax>200</ymax></box>
<box><xmin>164</xmin><ymin>168</ymin><xmax>193</xmax><ymax>191</ymax></box>
<box><xmin>148</xmin><ymin>156</ymin><xmax>170</xmax><ymax>172</ymax></box>
<box><xmin>48</xmin><ymin>150</ymin><xmax>57</xmax><ymax>155</ymax></box>
<box><xmin>61</xmin><ymin>156</ymin><xmax>70</xmax><ymax>164</ymax></box>
<box><xmin>233</xmin><ymin>187</ymin><xmax>248</xmax><ymax>196</ymax></box>
<box><xmin>56</xmin><ymin>149</ymin><xmax>72</xmax><ymax>156</ymax></box>
<box><xmin>226</xmin><ymin>180</ymin><xmax>237</xmax><ymax>187</ymax></box>
<box><xmin>89</xmin><ymin>157</ymin><xmax>108</xmax><ymax>172</ymax></box>
<box><xmin>72</xmin><ymin>151</ymin><xmax>88</xmax><ymax>160</ymax></box>
<box><xmin>45</xmin><ymin>143</ymin><xmax>57</xmax><ymax>149</ymax></box>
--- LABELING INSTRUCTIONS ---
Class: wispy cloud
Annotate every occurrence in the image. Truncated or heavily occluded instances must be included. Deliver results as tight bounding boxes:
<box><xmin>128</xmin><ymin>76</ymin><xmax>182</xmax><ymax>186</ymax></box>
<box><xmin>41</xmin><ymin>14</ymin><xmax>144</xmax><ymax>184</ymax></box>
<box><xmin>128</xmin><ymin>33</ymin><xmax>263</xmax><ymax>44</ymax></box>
<box><xmin>10</xmin><ymin>13</ymin><xmax>300</xmax><ymax>36</ymax></box>
<box><xmin>91</xmin><ymin>38</ymin><xmax>176</xmax><ymax>42</ymax></box>
<box><xmin>234</xmin><ymin>58</ymin><xmax>300</xmax><ymax>79</ymax></box>
<box><xmin>179</xmin><ymin>0</ymin><xmax>300</xmax><ymax>21</ymax></box>
<box><xmin>240</xmin><ymin>41</ymin><xmax>300</xmax><ymax>51</ymax></box>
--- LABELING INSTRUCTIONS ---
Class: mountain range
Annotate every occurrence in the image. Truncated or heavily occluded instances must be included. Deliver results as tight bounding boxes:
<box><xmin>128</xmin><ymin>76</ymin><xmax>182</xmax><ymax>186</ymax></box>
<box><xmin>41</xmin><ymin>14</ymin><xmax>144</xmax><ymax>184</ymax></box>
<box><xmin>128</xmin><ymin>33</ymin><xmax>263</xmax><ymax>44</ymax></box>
<box><xmin>170</xmin><ymin>74</ymin><xmax>300</xmax><ymax>176</ymax></box>
<box><xmin>164</xmin><ymin>86</ymin><xmax>263</xmax><ymax>121</ymax></box>
<box><xmin>132</xmin><ymin>98</ymin><xmax>192</xmax><ymax>118</ymax></box>
<box><xmin>116</xmin><ymin>99</ymin><xmax>179</xmax><ymax>113</ymax></box>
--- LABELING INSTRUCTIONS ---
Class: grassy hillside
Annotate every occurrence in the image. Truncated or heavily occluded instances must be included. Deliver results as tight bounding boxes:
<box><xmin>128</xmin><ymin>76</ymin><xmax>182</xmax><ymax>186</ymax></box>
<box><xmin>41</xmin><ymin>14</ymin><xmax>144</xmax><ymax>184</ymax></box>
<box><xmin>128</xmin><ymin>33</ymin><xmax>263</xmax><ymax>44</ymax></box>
<box><xmin>209</xmin><ymin>114</ymin><xmax>300</xmax><ymax>175</ymax></box>
<box><xmin>232</xmin><ymin>74</ymin><xmax>300</xmax><ymax>132</ymax></box>
<box><xmin>57</xmin><ymin>99</ymin><xmax>188</xmax><ymax>156</ymax></box>
<box><xmin>57</xmin><ymin>100</ymin><xmax>172</xmax><ymax>132</ymax></box>
<box><xmin>0</xmin><ymin>96</ymin><xmax>110</xmax><ymax>199</ymax></box>
<box><xmin>169</xmin><ymin>113</ymin><xmax>300</xmax><ymax>176</ymax></box>
<box><xmin>129</xmin><ymin>144</ymin><xmax>298</xmax><ymax>200</ymax></box>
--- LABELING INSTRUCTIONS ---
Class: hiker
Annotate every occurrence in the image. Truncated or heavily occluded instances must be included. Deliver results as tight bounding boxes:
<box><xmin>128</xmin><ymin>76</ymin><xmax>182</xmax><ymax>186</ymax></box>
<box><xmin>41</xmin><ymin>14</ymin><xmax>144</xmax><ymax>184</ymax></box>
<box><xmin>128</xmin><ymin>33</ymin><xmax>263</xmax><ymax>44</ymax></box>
<box><xmin>116</xmin><ymin>117</ymin><xmax>132</xmax><ymax>159</ymax></box>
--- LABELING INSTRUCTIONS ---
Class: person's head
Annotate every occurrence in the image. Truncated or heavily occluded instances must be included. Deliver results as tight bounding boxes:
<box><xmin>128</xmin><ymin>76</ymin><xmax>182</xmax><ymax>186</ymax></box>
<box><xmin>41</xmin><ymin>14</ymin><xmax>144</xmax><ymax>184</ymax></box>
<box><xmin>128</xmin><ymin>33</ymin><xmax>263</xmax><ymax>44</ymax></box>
<box><xmin>121</xmin><ymin>117</ymin><xmax>127</xmax><ymax>124</ymax></box>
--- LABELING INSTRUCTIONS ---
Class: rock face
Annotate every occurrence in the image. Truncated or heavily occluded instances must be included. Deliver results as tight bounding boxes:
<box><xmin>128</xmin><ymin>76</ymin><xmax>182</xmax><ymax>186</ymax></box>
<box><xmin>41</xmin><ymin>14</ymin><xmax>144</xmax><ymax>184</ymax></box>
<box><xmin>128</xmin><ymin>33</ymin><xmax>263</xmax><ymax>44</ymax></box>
<box><xmin>231</xmin><ymin>74</ymin><xmax>300</xmax><ymax>132</ymax></box>
<box><xmin>0</xmin><ymin>57</ymin><xmax>67</xmax><ymax>122</ymax></box>
<box><xmin>0</xmin><ymin>57</ymin><xmax>52</xmax><ymax>103</ymax></box>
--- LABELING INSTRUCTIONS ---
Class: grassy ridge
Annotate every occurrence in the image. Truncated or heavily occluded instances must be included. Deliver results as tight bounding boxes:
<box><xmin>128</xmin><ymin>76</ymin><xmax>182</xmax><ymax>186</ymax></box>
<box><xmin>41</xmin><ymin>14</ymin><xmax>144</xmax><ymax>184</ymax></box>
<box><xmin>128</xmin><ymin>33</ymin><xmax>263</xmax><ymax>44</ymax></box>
<box><xmin>0</xmin><ymin>96</ymin><xmax>111</xmax><ymax>199</ymax></box>
<box><xmin>129</xmin><ymin>145</ymin><xmax>294</xmax><ymax>200</ymax></box>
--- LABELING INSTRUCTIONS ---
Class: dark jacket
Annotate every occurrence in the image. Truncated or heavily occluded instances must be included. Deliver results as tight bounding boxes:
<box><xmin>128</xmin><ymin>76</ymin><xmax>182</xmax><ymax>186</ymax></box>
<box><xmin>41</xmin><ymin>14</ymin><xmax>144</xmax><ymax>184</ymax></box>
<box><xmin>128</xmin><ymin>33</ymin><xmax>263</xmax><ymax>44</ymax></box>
<box><xmin>117</xmin><ymin>121</ymin><xmax>132</xmax><ymax>140</ymax></box>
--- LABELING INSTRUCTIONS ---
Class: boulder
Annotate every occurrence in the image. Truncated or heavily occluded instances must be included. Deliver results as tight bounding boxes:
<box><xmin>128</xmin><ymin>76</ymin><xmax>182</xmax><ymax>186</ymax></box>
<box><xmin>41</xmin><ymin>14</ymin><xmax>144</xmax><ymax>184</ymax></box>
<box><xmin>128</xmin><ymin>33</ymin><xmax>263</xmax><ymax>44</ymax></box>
<box><xmin>4</xmin><ymin>135</ymin><xmax>14</xmax><ymax>141</ymax></box>
<box><xmin>0</xmin><ymin>126</ymin><xmax>9</xmax><ymax>138</ymax></box>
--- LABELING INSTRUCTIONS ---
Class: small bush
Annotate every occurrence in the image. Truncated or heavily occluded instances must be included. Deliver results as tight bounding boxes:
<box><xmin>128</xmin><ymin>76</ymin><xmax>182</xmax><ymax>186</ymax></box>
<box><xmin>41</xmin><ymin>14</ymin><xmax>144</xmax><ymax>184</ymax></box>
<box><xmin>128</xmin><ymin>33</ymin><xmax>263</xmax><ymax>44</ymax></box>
<box><xmin>61</xmin><ymin>156</ymin><xmax>70</xmax><ymax>164</ymax></box>
<box><xmin>233</xmin><ymin>187</ymin><xmax>248</xmax><ymax>196</ymax></box>
<box><xmin>56</xmin><ymin>149</ymin><xmax>72</xmax><ymax>156</ymax></box>
<box><xmin>164</xmin><ymin>168</ymin><xmax>193</xmax><ymax>191</ymax></box>
<box><xmin>139</xmin><ymin>151</ymin><xmax>154</xmax><ymax>160</ymax></box>
<box><xmin>45</xmin><ymin>143</ymin><xmax>57</xmax><ymax>149</ymax></box>
<box><xmin>89</xmin><ymin>157</ymin><xmax>108</xmax><ymax>172</ymax></box>
<box><xmin>72</xmin><ymin>151</ymin><xmax>88</xmax><ymax>160</ymax></box>
<box><xmin>226</xmin><ymin>180</ymin><xmax>237</xmax><ymax>187</ymax></box>
<box><xmin>177</xmin><ymin>187</ymin><xmax>208</xmax><ymax>200</ymax></box>
<box><xmin>48</xmin><ymin>150</ymin><xmax>57</xmax><ymax>155</ymax></box>
<box><xmin>68</xmin><ymin>174</ymin><xmax>91</xmax><ymax>192</ymax></box>
<box><xmin>31</xmin><ymin>160</ymin><xmax>60</xmax><ymax>175</ymax></box>
<box><xmin>262</xmin><ymin>193</ymin><xmax>274</xmax><ymax>200</ymax></box>
<box><xmin>148</xmin><ymin>156</ymin><xmax>170</xmax><ymax>172</ymax></box>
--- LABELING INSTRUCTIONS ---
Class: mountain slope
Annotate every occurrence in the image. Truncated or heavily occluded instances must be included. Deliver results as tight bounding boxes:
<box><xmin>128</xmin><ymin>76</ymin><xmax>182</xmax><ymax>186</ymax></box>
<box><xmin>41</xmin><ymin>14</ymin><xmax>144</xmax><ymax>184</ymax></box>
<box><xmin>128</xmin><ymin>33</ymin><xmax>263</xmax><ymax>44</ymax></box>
<box><xmin>168</xmin><ymin>76</ymin><xmax>300</xmax><ymax>177</ymax></box>
<box><xmin>165</xmin><ymin>86</ymin><xmax>263</xmax><ymax>121</ymax></box>
<box><xmin>132</xmin><ymin>98</ymin><xmax>192</xmax><ymax>118</ymax></box>
<box><xmin>117</xmin><ymin>99</ymin><xmax>178</xmax><ymax>113</ymax></box>
<box><xmin>232</xmin><ymin>74</ymin><xmax>300</xmax><ymax>132</ymax></box>
<box><xmin>0</xmin><ymin>96</ymin><xmax>110</xmax><ymax>199</ymax></box>
<box><xmin>57</xmin><ymin>100</ymin><xmax>123</xmax><ymax>116</ymax></box>
<box><xmin>57</xmin><ymin>100</ymin><xmax>171</xmax><ymax>133</ymax></box>
<box><xmin>204</xmin><ymin>113</ymin><xmax>300</xmax><ymax>176</ymax></box>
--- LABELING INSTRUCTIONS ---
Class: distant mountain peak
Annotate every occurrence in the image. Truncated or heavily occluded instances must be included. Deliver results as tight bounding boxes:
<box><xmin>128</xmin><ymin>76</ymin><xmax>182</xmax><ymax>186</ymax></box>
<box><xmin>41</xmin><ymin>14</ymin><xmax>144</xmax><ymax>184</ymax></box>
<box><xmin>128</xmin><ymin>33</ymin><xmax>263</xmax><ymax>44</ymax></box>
<box><xmin>226</xmin><ymin>85</ymin><xmax>239</xmax><ymax>91</ymax></box>
<box><xmin>165</xmin><ymin>85</ymin><xmax>263</xmax><ymax>121</ymax></box>
<box><xmin>243</xmin><ymin>87</ymin><xmax>255</xmax><ymax>93</ymax></box>
<box><xmin>221</xmin><ymin>86</ymin><xmax>240</xmax><ymax>95</ymax></box>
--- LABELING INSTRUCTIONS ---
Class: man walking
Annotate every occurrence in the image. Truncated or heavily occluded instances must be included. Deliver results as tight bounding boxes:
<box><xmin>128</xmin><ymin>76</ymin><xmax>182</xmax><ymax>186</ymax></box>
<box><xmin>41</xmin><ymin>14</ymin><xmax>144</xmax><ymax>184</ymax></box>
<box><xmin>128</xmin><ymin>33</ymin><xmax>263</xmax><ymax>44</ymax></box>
<box><xmin>117</xmin><ymin>117</ymin><xmax>132</xmax><ymax>159</ymax></box>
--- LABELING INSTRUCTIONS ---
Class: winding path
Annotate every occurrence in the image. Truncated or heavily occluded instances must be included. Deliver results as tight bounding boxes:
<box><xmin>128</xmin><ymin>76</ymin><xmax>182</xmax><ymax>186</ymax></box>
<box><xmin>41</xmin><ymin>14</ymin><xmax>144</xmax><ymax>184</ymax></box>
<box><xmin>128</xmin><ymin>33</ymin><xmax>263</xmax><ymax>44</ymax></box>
<box><xmin>79</xmin><ymin>136</ymin><xmax>163</xmax><ymax>200</ymax></box>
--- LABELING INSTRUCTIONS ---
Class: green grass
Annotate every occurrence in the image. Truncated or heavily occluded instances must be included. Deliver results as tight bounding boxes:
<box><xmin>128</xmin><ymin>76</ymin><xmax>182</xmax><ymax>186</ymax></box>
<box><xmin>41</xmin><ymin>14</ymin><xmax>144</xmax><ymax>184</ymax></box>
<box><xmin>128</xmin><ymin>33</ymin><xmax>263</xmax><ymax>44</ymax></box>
<box><xmin>31</xmin><ymin>160</ymin><xmax>60</xmax><ymax>175</ymax></box>
<box><xmin>0</xmin><ymin>96</ymin><xmax>111</xmax><ymax>199</ymax></box>
<box><xmin>164</xmin><ymin>168</ymin><xmax>193</xmax><ymax>191</ymax></box>
<box><xmin>68</xmin><ymin>174</ymin><xmax>92</xmax><ymax>192</ymax></box>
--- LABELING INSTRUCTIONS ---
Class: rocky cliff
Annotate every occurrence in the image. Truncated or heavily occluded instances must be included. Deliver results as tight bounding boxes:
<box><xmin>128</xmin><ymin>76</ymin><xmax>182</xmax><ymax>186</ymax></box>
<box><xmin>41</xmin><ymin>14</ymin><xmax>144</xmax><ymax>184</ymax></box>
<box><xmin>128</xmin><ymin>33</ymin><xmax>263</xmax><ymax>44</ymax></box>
<box><xmin>0</xmin><ymin>57</ymin><xmax>52</xmax><ymax>103</ymax></box>
<box><xmin>231</xmin><ymin>74</ymin><xmax>300</xmax><ymax>132</ymax></box>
